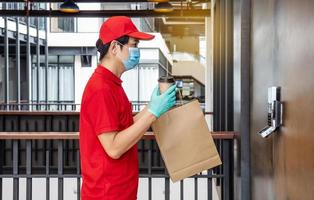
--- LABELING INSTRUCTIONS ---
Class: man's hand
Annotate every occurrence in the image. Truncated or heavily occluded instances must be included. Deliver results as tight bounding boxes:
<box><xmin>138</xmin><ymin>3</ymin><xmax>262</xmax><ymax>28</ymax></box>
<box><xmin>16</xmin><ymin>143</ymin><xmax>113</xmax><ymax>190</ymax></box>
<box><xmin>148</xmin><ymin>85</ymin><xmax>177</xmax><ymax>118</ymax></box>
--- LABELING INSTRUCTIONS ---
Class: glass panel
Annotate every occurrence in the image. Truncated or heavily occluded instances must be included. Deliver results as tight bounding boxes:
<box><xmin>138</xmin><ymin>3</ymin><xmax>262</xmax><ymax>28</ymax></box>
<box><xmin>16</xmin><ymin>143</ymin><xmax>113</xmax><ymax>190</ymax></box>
<box><xmin>139</xmin><ymin>64</ymin><xmax>158</xmax><ymax>101</ymax></box>
<box><xmin>29</xmin><ymin>17</ymin><xmax>37</xmax><ymax>27</ymax></box>
<box><xmin>47</xmin><ymin>64</ymin><xmax>58</xmax><ymax>102</ymax></box>
<box><xmin>38</xmin><ymin>17</ymin><xmax>46</xmax><ymax>30</ymax></box>
<box><xmin>48</xmin><ymin>56</ymin><xmax>58</xmax><ymax>63</ymax></box>
<box><xmin>81</xmin><ymin>55</ymin><xmax>92</xmax><ymax>67</ymax></box>
<box><xmin>0</xmin><ymin>63</ymin><xmax>4</xmax><ymax>102</ymax></box>
<box><xmin>50</xmin><ymin>18</ymin><xmax>60</xmax><ymax>32</ymax></box>
<box><xmin>139</xmin><ymin>18</ymin><xmax>154</xmax><ymax>32</ymax></box>
<box><xmin>121</xmin><ymin>67</ymin><xmax>139</xmax><ymax>102</ymax></box>
<box><xmin>39</xmin><ymin>64</ymin><xmax>46</xmax><ymax>101</ymax></box>
<box><xmin>38</xmin><ymin>3</ymin><xmax>47</xmax><ymax>10</ymax></box>
<box><xmin>50</xmin><ymin>17</ymin><xmax>75</xmax><ymax>32</ymax></box>
<box><xmin>31</xmin><ymin>64</ymin><xmax>37</xmax><ymax>101</ymax></box>
<box><xmin>59</xmin><ymin>56</ymin><xmax>74</xmax><ymax>63</ymax></box>
<box><xmin>32</xmin><ymin>55</ymin><xmax>45</xmax><ymax>63</ymax></box>
<box><xmin>59</xmin><ymin>64</ymin><xmax>74</xmax><ymax>102</ymax></box>
<box><xmin>158</xmin><ymin>65</ymin><xmax>167</xmax><ymax>77</ymax></box>
<box><xmin>58</xmin><ymin>18</ymin><xmax>75</xmax><ymax>32</ymax></box>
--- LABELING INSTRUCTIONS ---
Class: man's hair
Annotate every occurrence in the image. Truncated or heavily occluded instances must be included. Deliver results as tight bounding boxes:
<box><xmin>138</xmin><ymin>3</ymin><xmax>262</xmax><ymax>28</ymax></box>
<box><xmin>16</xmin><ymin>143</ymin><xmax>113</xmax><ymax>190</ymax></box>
<box><xmin>96</xmin><ymin>35</ymin><xmax>129</xmax><ymax>61</ymax></box>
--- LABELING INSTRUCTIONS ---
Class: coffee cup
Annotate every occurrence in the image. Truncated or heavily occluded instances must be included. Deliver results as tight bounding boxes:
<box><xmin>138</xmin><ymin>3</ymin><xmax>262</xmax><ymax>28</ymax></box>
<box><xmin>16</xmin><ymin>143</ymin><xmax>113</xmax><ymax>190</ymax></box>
<box><xmin>158</xmin><ymin>76</ymin><xmax>175</xmax><ymax>94</ymax></box>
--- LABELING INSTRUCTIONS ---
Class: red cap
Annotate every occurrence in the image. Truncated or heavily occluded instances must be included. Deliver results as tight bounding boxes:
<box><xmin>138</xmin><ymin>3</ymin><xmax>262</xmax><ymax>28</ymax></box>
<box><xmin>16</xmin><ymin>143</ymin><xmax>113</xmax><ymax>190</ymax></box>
<box><xmin>99</xmin><ymin>16</ymin><xmax>155</xmax><ymax>44</ymax></box>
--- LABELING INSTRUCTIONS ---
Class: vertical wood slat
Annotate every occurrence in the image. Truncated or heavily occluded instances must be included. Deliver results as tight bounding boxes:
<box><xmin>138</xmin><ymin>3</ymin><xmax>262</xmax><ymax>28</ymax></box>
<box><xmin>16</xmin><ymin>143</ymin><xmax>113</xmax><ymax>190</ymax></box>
<box><xmin>0</xmin><ymin>140</ymin><xmax>3</xmax><ymax>200</ymax></box>
<box><xmin>207</xmin><ymin>170</ymin><xmax>212</xmax><ymax>200</ymax></box>
<box><xmin>148</xmin><ymin>141</ymin><xmax>152</xmax><ymax>200</ymax></box>
<box><xmin>223</xmin><ymin>140</ymin><xmax>232</xmax><ymax>200</ymax></box>
<box><xmin>57</xmin><ymin>140</ymin><xmax>63</xmax><ymax>200</ymax></box>
<box><xmin>165</xmin><ymin>174</ymin><xmax>170</xmax><ymax>200</ymax></box>
<box><xmin>13</xmin><ymin>140</ymin><xmax>19</xmax><ymax>200</ymax></box>
<box><xmin>194</xmin><ymin>177</ymin><xmax>198</xmax><ymax>200</ymax></box>
<box><xmin>180</xmin><ymin>180</ymin><xmax>184</xmax><ymax>200</ymax></box>
<box><xmin>76</xmin><ymin>150</ymin><xmax>80</xmax><ymax>200</ymax></box>
<box><xmin>26</xmin><ymin>140</ymin><xmax>32</xmax><ymax>200</ymax></box>
<box><xmin>46</xmin><ymin>150</ymin><xmax>50</xmax><ymax>200</ymax></box>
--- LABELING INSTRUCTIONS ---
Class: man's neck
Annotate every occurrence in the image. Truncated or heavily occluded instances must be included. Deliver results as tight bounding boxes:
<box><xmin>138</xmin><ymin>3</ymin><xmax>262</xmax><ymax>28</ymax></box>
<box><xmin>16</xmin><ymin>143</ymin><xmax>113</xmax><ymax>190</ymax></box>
<box><xmin>99</xmin><ymin>59</ymin><xmax>124</xmax><ymax>78</ymax></box>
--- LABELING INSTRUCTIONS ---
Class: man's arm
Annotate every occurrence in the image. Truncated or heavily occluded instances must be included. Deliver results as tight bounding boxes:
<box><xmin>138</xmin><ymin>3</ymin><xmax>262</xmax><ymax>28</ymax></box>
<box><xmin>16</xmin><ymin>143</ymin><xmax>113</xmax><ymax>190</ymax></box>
<box><xmin>98</xmin><ymin>109</ymin><xmax>156</xmax><ymax>159</ymax></box>
<box><xmin>98</xmin><ymin>84</ymin><xmax>176</xmax><ymax>160</ymax></box>
<box><xmin>133</xmin><ymin>106</ymin><xmax>148</xmax><ymax>123</ymax></box>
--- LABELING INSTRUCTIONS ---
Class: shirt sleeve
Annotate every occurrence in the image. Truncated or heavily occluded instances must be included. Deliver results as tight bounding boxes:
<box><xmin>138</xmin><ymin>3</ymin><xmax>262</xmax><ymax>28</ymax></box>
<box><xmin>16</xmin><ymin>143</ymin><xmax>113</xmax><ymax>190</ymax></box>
<box><xmin>86</xmin><ymin>89</ymin><xmax>120</xmax><ymax>135</ymax></box>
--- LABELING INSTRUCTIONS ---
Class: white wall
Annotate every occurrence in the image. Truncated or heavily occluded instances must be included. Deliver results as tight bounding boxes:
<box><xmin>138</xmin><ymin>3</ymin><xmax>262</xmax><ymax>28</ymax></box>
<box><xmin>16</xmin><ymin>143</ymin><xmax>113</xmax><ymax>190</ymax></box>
<box><xmin>74</xmin><ymin>55</ymin><xmax>98</xmax><ymax>105</ymax></box>
<box><xmin>172</xmin><ymin>61</ymin><xmax>205</xmax><ymax>85</ymax></box>
<box><xmin>139</xmin><ymin>33</ymin><xmax>173</xmax><ymax>66</ymax></box>
<box><xmin>205</xmin><ymin>16</ymin><xmax>213</xmax><ymax>131</ymax></box>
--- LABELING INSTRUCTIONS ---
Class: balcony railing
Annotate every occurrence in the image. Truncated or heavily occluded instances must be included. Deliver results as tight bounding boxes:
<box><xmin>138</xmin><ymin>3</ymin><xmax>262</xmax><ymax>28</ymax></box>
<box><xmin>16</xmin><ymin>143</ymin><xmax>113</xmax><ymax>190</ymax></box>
<box><xmin>0</xmin><ymin>132</ymin><xmax>235</xmax><ymax>200</ymax></box>
<box><xmin>0</xmin><ymin>111</ymin><xmax>234</xmax><ymax>200</ymax></box>
<box><xmin>0</xmin><ymin>102</ymin><xmax>81</xmax><ymax>112</ymax></box>
<box><xmin>0</xmin><ymin>101</ymin><xmax>206</xmax><ymax>113</ymax></box>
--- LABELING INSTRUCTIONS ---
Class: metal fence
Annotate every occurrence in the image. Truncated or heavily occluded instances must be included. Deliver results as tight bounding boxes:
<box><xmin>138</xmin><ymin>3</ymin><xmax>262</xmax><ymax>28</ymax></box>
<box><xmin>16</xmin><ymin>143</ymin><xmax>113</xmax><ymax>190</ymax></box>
<box><xmin>0</xmin><ymin>133</ymin><xmax>234</xmax><ymax>200</ymax></box>
<box><xmin>0</xmin><ymin>111</ymin><xmax>233</xmax><ymax>200</ymax></box>
<box><xmin>0</xmin><ymin>101</ymin><xmax>206</xmax><ymax>113</ymax></box>
<box><xmin>0</xmin><ymin>102</ymin><xmax>81</xmax><ymax>112</ymax></box>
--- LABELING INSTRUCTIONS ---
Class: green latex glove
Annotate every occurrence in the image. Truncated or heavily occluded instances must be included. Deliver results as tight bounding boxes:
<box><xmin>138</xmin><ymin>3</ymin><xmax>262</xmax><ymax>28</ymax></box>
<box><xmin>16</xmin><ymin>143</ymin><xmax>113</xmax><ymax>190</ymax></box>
<box><xmin>148</xmin><ymin>84</ymin><xmax>177</xmax><ymax>118</ymax></box>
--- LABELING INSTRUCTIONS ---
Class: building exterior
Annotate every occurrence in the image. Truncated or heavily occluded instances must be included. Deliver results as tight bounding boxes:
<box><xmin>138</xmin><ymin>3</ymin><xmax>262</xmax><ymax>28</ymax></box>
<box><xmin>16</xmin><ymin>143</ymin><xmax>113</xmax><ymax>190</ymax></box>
<box><xmin>0</xmin><ymin>2</ymin><xmax>173</xmax><ymax>112</ymax></box>
<box><xmin>0</xmin><ymin>2</ymin><xmax>215</xmax><ymax>200</ymax></box>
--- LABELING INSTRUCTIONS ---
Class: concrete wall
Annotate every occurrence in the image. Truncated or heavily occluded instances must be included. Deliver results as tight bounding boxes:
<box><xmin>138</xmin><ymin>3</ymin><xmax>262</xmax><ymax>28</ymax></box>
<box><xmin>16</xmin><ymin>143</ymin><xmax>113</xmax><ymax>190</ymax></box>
<box><xmin>172</xmin><ymin>61</ymin><xmax>205</xmax><ymax>85</ymax></box>
<box><xmin>166</xmin><ymin>36</ymin><xmax>200</xmax><ymax>55</ymax></box>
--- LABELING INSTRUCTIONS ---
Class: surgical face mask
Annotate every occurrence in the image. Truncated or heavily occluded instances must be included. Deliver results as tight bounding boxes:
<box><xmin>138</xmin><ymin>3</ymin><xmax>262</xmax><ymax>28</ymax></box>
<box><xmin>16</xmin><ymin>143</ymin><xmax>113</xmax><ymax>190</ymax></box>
<box><xmin>116</xmin><ymin>41</ymin><xmax>140</xmax><ymax>71</ymax></box>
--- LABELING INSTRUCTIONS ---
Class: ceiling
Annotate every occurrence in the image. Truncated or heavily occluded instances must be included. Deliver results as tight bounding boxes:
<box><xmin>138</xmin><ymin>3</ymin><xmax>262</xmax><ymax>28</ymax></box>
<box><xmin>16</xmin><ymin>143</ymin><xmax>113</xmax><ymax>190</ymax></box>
<box><xmin>1</xmin><ymin>0</ymin><xmax>209</xmax><ymax>36</ymax></box>
<box><xmin>1</xmin><ymin>0</ymin><xmax>210</xmax><ymax>54</ymax></box>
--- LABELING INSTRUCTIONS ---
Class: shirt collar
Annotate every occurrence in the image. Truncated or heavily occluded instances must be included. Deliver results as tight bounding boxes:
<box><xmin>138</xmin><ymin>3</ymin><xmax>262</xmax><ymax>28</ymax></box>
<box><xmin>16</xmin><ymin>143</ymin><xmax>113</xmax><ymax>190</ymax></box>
<box><xmin>95</xmin><ymin>65</ymin><xmax>123</xmax><ymax>86</ymax></box>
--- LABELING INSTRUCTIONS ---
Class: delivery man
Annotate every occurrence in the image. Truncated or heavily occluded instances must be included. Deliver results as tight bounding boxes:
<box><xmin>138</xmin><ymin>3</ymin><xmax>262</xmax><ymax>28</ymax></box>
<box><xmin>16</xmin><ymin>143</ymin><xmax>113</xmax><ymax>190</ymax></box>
<box><xmin>79</xmin><ymin>16</ymin><xmax>177</xmax><ymax>200</ymax></box>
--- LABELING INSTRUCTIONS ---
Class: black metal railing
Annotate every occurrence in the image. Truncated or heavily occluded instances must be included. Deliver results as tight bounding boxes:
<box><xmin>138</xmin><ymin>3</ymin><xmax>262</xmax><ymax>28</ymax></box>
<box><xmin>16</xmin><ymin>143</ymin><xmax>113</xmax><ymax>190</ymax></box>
<box><xmin>0</xmin><ymin>132</ymin><xmax>235</xmax><ymax>200</ymax></box>
<box><xmin>0</xmin><ymin>101</ymin><xmax>206</xmax><ymax>112</ymax></box>
<box><xmin>0</xmin><ymin>111</ymin><xmax>231</xmax><ymax>200</ymax></box>
<box><xmin>0</xmin><ymin>102</ymin><xmax>80</xmax><ymax>112</ymax></box>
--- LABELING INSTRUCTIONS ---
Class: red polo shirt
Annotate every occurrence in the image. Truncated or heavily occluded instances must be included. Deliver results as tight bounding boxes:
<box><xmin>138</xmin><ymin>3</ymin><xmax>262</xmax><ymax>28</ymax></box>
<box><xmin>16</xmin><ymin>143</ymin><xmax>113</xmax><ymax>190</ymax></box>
<box><xmin>79</xmin><ymin>65</ymin><xmax>138</xmax><ymax>200</ymax></box>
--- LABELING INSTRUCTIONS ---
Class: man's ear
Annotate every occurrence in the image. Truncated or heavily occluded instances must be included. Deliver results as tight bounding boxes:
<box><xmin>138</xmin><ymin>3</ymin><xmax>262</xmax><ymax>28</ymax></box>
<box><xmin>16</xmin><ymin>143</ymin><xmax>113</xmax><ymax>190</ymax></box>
<box><xmin>109</xmin><ymin>41</ymin><xmax>118</xmax><ymax>55</ymax></box>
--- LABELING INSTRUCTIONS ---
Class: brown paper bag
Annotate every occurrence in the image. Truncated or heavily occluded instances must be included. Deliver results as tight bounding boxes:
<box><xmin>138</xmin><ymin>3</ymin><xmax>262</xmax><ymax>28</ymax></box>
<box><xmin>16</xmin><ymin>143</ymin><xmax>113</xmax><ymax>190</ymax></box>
<box><xmin>151</xmin><ymin>100</ymin><xmax>222</xmax><ymax>182</ymax></box>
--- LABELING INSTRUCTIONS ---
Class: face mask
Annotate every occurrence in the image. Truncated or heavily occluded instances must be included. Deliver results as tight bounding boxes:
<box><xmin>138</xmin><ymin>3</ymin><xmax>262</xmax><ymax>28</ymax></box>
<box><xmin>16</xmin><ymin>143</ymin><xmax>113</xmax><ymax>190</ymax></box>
<box><xmin>116</xmin><ymin>41</ymin><xmax>140</xmax><ymax>71</ymax></box>
<box><xmin>123</xmin><ymin>47</ymin><xmax>140</xmax><ymax>71</ymax></box>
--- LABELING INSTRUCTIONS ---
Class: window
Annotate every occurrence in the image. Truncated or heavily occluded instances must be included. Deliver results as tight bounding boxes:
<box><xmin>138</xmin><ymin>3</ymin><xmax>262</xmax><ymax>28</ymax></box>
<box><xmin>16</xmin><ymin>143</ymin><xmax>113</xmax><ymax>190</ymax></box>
<box><xmin>32</xmin><ymin>63</ymin><xmax>47</xmax><ymax>102</ymax></box>
<box><xmin>81</xmin><ymin>55</ymin><xmax>92</xmax><ymax>67</ymax></box>
<box><xmin>57</xmin><ymin>18</ymin><xmax>75</xmax><ymax>32</ymax></box>
<box><xmin>50</xmin><ymin>17</ymin><xmax>75</xmax><ymax>32</ymax></box>
<box><xmin>5</xmin><ymin>3</ymin><xmax>46</xmax><ymax>30</ymax></box>
<box><xmin>32</xmin><ymin>55</ymin><xmax>75</xmax><ymax>103</ymax></box>
<box><xmin>50</xmin><ymin>3</ymin><xmax>76</xmax><ymax>32</ymax></box>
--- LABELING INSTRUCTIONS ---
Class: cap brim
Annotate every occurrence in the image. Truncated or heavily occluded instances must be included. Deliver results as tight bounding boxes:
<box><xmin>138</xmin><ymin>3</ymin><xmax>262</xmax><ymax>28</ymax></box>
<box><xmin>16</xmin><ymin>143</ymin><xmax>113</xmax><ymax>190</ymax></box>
<box><xmin>128</xmin><ymin>32</ymin><xmax>155</xmax><ymax>40</ymax></box>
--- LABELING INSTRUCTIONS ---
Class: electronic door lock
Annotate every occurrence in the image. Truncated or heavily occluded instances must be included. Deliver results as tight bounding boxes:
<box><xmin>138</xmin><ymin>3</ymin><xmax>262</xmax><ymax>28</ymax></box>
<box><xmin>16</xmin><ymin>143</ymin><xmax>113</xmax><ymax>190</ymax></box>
<box><xmin>258</xmin><ymin>87</ymin><xmax>283</xmax><ymax>138</ymax></box>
